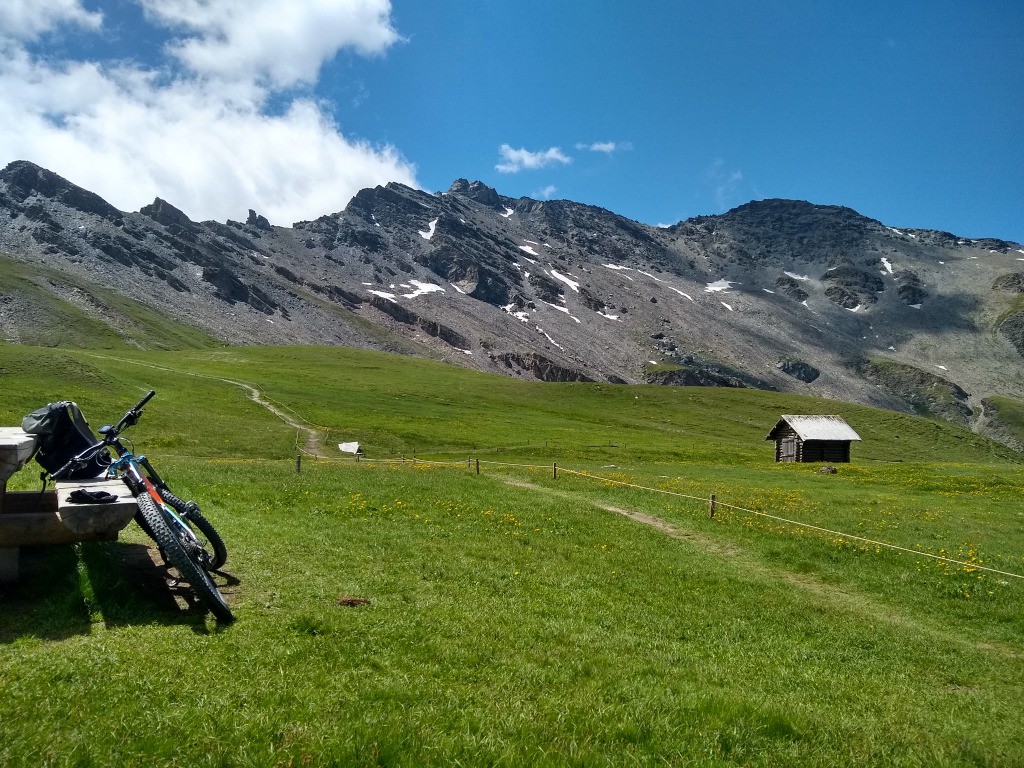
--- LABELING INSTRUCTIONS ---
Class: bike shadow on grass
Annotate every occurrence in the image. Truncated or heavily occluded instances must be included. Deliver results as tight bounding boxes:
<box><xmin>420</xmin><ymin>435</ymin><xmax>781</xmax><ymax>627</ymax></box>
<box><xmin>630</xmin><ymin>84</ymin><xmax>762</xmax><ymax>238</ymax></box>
<box><xmin>0</xmin><ymin>540</ymin><xmax>239</xmax><ymax>642</ymax></box>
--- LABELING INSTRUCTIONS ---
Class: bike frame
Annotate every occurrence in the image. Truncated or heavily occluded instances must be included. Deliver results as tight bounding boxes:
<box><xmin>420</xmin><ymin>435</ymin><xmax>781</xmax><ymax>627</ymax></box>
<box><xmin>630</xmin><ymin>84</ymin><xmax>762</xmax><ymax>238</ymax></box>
<box><xmin>106</xmin><ymin>444</ymin><xmax>203</xmax><ymax>554</ymax></box>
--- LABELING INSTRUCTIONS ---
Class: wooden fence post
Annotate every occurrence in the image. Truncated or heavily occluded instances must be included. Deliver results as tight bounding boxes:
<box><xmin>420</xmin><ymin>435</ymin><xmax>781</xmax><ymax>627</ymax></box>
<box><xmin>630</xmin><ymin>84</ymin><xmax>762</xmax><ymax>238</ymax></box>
<box><xmin>476</xmin><ymin>459</ymin><xmax>480</xmax><ymax>475</ymax></box>
<box><xmin>553</xmin><ymin>462</ymin><xmax>558</xmax><ymax>479</ymax></box>
<box><xmin>709</xmin><ymin>493</ymin><xmax>716</xmax><ymax>518</ymax></box>
<box><xmin>296</xmin><ymin>454</ymin><xmax>301</xmax><ymax>474</ymax></box>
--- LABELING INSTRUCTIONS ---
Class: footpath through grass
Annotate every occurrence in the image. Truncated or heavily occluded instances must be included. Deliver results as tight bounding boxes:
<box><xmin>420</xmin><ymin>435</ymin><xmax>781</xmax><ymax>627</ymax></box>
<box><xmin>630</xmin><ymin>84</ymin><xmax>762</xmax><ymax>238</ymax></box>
<box><xmin>1</xmin><ymin>343</ymin><xmax>1023</xmax><ymax>766</ymax></box>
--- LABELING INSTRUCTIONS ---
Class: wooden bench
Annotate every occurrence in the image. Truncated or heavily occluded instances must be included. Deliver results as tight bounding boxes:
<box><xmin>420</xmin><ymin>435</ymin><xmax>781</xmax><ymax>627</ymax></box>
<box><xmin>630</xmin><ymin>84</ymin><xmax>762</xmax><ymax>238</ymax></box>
<box><xmin>0</xmin><ymin>428</ymin><xmax>138</xmax><ymax>582</ymax></box>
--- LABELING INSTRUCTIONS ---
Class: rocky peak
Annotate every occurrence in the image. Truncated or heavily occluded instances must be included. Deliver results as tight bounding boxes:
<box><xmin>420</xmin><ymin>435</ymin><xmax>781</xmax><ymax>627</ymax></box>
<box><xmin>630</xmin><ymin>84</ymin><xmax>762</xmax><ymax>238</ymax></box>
<box><xmin>0</xmin><ymin>160</ymin><xmax>67</xmax><ymax>200</ymax></box>
<box><xmin>140</xmin><ymin>197</ymin><xmax>194</xmax><ymax>229</ymax></box>
<box><xmin>247</xmin><ymin>209</ymin><xmax>272</xmax><ymax>230</ymax></box>
<box><xmin>682</xmin><ymin>198</ymin><xmax>884</xmax><ymax>265</ymax></box>
<box><xmin>448</xmin><ymin>179</ymin><xmax>501</xmax><ymax>208</ymax></box>
<box><xmin>343</xmin><ymin>186</ymin><xmax>380</xmax><ymax>219</ymax></box>
<box><xmin>0</xmin><ymin>160</ymin><xmax>122</xmax><ymax>221</ymax></box>
<box><xmin>695</xmin><ymin>199</ymin><xmax>879</xmax><ymax>233</ymax></box>
<box><xmin>342</xmin><ymin>184</ymin><xmax>427</xmax><ymax>228</ymax></box>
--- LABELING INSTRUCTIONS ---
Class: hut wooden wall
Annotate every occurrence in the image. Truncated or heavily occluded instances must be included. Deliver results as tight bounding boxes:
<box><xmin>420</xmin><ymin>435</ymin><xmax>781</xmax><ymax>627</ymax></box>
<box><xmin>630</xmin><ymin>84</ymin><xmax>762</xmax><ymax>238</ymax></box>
<box><xmin>771</xmin><ymin>425</ymin><xmax>852</xmax><ymax>463</ymax></box>
<box><xmin>800</xmin><ymin>440</ymin><xmax>852</xmax><ymax>463</ymax></box>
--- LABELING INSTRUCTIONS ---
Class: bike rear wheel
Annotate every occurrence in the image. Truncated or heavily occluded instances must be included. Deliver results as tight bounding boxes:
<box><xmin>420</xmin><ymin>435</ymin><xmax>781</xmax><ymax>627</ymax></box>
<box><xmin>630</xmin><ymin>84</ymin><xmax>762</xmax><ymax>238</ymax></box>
<box><xmin>160</xmin><ymin>490</ymin><xmax>228</xmax><ymax>570</ymax></box>
<box><xmin>135</xmin><ymin>492</ymin><xmax>234</xmax><ymax>623</ymax></box>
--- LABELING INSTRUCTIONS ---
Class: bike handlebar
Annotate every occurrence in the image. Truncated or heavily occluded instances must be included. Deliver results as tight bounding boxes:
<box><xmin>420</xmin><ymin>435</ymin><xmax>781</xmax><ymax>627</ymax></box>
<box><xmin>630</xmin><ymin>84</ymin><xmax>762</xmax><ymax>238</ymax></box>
<box><xmin>112</xmin><ymin>390</ymin><xmax>156</xmax><ymax>436</ymax></box>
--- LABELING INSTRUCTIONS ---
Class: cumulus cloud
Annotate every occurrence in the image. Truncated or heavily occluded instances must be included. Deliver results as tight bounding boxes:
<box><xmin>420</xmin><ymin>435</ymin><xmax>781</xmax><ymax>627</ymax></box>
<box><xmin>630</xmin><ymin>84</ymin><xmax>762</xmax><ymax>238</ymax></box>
<box><xmin>495</xmin><ymin>144</ymin><xmax>572</xmax><ymax>173</ymax></box>
<box><xmin>140</xmin><ymin>0</ymin><xmax>400</xmax><ymax>88</ymax></box>
<box><xmin>533</xmin><ymin>185</ymin><xmax>557</xmax><ymax>200</ymax></box>
<box><xmin>0</xmin><ymin>0</ymin><xmax>102</xmax><ymax>42</ymax></box>
<box><xmin>0</xmin><ymin>0</ymin><xmax>417</xmax><ymax>224</ymax></box>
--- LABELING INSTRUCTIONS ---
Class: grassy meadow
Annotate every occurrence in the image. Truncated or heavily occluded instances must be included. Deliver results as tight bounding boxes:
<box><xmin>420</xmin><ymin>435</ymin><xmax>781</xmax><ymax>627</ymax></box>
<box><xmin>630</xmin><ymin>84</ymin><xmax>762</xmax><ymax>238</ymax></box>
<box><xmin>1</xmin><ymin>342</ymin><xmax>1023</xmax><ymax>766</ymax></box>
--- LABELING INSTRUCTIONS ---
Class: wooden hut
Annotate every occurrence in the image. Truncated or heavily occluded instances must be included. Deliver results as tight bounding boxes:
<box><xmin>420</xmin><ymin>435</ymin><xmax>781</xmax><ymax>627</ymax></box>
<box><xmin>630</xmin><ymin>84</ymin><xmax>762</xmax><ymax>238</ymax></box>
<box><xmin>765</xmin><ymin>415</ymin><xmax>861</xmax><ymax>463</ymax></box>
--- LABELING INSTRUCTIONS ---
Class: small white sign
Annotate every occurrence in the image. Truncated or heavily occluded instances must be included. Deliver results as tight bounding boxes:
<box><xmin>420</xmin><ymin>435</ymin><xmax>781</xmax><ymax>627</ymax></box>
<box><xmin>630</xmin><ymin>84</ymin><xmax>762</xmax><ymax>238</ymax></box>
<box><xmin>338</xmin><ymin>442</ymin><xmax>361</xmax><ymax>455</ymax></box>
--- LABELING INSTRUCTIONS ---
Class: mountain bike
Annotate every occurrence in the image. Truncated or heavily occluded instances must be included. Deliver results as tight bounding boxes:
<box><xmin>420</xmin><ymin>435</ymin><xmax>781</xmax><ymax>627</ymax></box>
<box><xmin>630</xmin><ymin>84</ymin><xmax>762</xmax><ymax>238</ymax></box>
<box><xmin>49</xmin><ymin>391</ymin><xmax>233</xmax><ymax>623</ymax></box>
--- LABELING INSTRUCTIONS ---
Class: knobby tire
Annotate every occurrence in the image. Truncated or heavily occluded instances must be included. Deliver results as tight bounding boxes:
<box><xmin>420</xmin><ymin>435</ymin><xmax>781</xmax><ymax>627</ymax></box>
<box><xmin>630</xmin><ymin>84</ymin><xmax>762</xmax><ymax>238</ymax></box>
<box><xmin>160</xmin><ymin>489</ymin><xmax>228</xmax><ymax>570</ymax></box>
<box><xmin>135</xmin><ymin>492</ymin><xmax>234</xmax><ymax>623</ymax></box>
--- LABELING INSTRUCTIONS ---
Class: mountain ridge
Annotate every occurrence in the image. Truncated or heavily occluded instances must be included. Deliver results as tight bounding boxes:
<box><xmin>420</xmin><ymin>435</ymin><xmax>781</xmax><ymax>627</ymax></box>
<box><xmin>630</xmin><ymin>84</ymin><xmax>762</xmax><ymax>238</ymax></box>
<box><xmin>1</xmin><ymin>160</ymin><xmax>1022</xmax><ymax>446</ymax></box>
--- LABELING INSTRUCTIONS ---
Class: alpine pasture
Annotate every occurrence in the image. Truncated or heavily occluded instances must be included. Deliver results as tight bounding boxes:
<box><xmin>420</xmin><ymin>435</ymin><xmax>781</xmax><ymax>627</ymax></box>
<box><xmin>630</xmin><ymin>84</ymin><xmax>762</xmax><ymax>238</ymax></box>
<box><xmin>1</xmin><ymin>343</ymin><xmax>1022</xmax><ymax>766</ymax></box>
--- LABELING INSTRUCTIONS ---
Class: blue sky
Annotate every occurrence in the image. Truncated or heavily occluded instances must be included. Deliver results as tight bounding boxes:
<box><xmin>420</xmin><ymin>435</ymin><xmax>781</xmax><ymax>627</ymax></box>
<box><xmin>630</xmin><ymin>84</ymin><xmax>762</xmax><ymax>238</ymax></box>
<box><xmin>1</xmin><ymin>1</ymin><xmax>1021</xmax><ymax>242</ymax></box>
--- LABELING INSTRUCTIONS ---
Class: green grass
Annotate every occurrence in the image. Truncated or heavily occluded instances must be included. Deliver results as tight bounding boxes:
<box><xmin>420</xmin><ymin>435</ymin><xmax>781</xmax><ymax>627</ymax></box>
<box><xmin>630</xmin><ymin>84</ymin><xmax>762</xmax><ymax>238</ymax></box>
<box><xmin>993</xmin><ymin>291</ymin><xmax>1024</xmax><ymax>327</ymax></box>
<box><xmin>986</xmin><ymin>395</ymin><xmax>1024</xmax><ymax>446</ymax></box>
<box><xmin>0</xmin><ymin>254</ymin><xmax>219</xmax><ymax>350</ymax></box>
<box><xmin>1</xmin><ymin>342</ymin><xmax>1023</xmax><ymax>766</ymax></box>
<box><xmin>858</xmin><ymin>357</ymin><xmax>973</xmax><ymax>425</ymax></box>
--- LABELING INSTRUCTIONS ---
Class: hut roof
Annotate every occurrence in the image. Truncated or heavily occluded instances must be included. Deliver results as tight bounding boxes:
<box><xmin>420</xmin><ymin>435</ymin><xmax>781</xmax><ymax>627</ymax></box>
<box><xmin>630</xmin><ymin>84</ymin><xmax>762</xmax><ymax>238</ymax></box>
<box><xmin>765</xmin><ymin>415</ymin><xmax>861</xmax><ymax>442</ymax></box>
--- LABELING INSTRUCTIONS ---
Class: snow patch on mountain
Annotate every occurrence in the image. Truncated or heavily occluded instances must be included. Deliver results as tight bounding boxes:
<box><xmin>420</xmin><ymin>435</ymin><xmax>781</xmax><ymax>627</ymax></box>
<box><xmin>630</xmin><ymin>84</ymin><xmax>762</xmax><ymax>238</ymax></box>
<box><xmin>706</xmin><ymin>279</ymin><xmax>736</xmax><ymax>293</ymax></box>
<box><xmin>502</xmin><ymin>303</ymin><xmax>531</xmax><ymax>323</ymax></box>
<box><xmin>402</xmin><ymin>281</ymin><xmax>445</xmax><ymax>298</ymax></box>
<box><xmin>536</xmin><ymin>326</ymin><xmax>564</xmax><ymax>350</ymax></box>
<box><xmin>550</xmin><ymin>269</ymin><xmax>580</xmax><ymax>292</ymax></box>
<box><xmin>669</xmin><ymin>287</ymin><xmax>694</xmax><ymax>301</ymax></box>
<box><xmin>542</xmin><ymin>300</ymin><xmax>582</xmax><ymax>323</ymax></box>
<box><xmin>419</xmin><ymin>218</ymin><xmax>438</xmax><ymax>240</ymax></box>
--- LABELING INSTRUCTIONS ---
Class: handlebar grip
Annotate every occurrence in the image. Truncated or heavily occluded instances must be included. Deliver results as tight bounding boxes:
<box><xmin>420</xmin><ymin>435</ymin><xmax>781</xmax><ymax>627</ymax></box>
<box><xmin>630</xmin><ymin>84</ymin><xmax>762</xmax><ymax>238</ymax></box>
<box><xmin>137</xmin><ymin>390</ymin><xmax>156</xmax><ymax>409</ymax></box>
<box><xmin>113</xmin><ymin>390</ymin><xmax>156</xmax><ymax>434</ymax></box>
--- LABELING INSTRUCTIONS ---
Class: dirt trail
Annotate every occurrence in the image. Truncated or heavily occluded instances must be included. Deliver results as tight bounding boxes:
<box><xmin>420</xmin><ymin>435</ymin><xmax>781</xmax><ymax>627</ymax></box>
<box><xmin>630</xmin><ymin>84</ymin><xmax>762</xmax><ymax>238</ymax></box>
<box><xmin>226</xmin><ymin>381</ymin><xmax>324</xmax><ymax>456</ymax></box>
<box><xmin>502</xmin><ymin>477</ymin><xmax>1023</xmax><ymax>660</ymax></box>
<box><xmin>77</xmin><ymin>354</ymin><xmax>328</xmax><ymax>456</ymax></box>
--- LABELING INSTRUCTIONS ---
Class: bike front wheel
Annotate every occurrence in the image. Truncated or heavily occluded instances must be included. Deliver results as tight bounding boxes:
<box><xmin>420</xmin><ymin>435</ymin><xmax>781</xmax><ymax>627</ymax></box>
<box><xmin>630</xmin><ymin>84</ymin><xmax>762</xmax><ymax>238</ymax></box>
<box><xmin>160</xmin><ymin>490</ymin><xmax>228</xmax><ymax>570</ymax></box>
<box><xmin>135</xmin><ymin>492</ymin><xmax>234</xmax><ymax>623</ymax></box>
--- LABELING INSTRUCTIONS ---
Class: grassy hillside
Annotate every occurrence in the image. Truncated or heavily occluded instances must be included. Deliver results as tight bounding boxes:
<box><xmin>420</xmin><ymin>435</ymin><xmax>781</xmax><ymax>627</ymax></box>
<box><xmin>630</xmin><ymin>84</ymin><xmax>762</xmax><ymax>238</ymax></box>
<box><xmin>985</xmin><ymin>395</ymin><xmax>1024</xmax><ymax>448</ymax></box>
<box><xmin>1</xmin><ymin>342</ymin><xmax>1023</xmax><ymax>766</ymax></box>
<box><xmin>8</xmin><ymin>343</ymin><xmax>1002</xmax><ymax>465</ymax></box>
<box><xmin>0</xmin><ymin>254</ymin><xmax>219</xmax><ymax>350</ymax></box>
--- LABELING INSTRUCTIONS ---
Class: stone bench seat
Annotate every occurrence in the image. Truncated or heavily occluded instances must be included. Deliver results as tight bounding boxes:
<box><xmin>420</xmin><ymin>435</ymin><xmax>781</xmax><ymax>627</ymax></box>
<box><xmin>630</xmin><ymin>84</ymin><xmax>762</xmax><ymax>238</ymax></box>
<box><xmin>0</xmin><ymin>427</ymin><xmax>36</xmax><ymax>483</ymax></box>
<box><xmin>0</xmin><ymin>479</ymin><xmax>139</xmax><ymax>544</ymax></box>
<box><xmin>0</xmin><ymin>429</ymin><xmax>138</xmax><ymax>582</ymax></box>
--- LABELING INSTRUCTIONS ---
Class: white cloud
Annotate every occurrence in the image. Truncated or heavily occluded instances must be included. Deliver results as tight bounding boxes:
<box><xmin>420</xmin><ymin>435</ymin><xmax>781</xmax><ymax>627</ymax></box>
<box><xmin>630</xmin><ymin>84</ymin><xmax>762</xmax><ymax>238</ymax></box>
<box><xmin>0</xmin><ymin>0</ymin><xmax>102</xmax><ymax>42</ymax></box>
<box><xmin>140</xmin><ymin>0</ymin><xmax>400</xmax><ymax>88</ymax></box>
<box><xmin>575</xmin><ymin>140</ymin><xmax>631</xmax><ymax>154</ymax></box>
<box><xmin>0</xmin><ymin>1</ymin><xmax>418</xmax><ymax>224</ymax></box>
<box><xmin>495</xmin><ymin>144</ymin><xmax>571</xmax><ymax>173</ymax></box>
<box><xmin>533</xmin><ymin>185</ymin><xmax>557</xmax><ymax>199</ymax></box>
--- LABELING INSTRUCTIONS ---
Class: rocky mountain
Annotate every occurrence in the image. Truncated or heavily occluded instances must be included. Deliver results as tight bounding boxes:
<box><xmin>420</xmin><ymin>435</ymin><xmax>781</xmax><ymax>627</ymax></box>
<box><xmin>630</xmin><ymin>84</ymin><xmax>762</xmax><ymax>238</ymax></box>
<box><xmin>2</xmin><ymin>160</ymin><xmax>1023</xmax><ymax>445</ymax></box>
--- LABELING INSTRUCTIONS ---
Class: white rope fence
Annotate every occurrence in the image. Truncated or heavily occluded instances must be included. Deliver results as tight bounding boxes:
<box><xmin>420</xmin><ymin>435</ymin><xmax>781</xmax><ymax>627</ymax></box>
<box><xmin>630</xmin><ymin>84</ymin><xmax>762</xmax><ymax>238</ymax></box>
<box><xmin>556</xmin><ymin>468</ymin><xmax>1024</xmax><ymax>581</ymax></box>
<box><xmin>293</xmin><ymin>451</ymin><xmax>1024</xmax><ymax>582</ymax></box>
